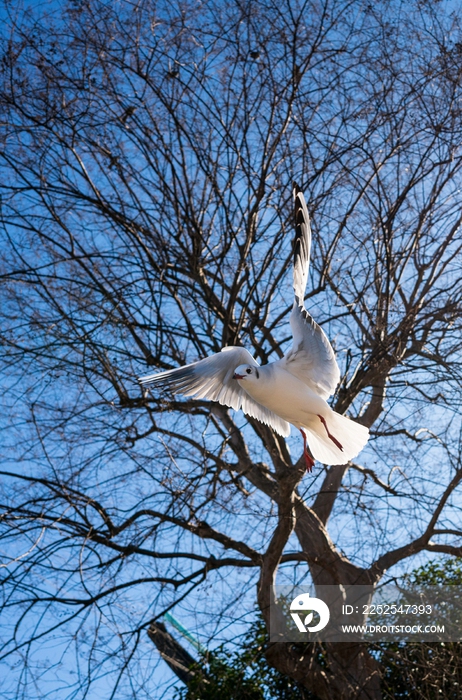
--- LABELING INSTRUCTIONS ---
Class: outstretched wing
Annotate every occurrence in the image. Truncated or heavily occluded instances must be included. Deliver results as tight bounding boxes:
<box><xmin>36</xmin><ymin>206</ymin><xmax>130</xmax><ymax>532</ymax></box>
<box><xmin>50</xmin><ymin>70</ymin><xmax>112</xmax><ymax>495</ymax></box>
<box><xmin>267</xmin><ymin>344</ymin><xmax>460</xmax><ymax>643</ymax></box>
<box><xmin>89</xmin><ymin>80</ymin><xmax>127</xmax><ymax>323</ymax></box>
<box><xmin>277</xmin><ymin>184</ymin><xmax>340</xmax><ymax>399</ymax></box>
<box><xmin>139</xmin><ymin>346</ymin><xmax>290</xmax><ymax>437</ymax></box>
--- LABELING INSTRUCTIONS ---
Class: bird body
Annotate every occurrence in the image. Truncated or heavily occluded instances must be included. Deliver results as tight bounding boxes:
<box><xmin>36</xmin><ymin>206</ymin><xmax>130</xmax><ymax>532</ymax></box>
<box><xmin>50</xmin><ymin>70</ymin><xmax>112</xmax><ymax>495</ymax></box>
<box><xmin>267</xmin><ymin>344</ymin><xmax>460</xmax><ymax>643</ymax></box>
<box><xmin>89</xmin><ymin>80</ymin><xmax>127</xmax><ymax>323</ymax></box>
<box><xmin>234</xmin><ymin>362</ymin><xmax>327</xmax><ymax>428</ymax></box>
<box><xmin>232</xmin><ymin>361</ymin><xmax>368</xmax><ymax>466</ymax></box>
<box><xmin>139</xmin><ymin>184</ymin><xmax>369</xmax><ymax>470</ymax></box>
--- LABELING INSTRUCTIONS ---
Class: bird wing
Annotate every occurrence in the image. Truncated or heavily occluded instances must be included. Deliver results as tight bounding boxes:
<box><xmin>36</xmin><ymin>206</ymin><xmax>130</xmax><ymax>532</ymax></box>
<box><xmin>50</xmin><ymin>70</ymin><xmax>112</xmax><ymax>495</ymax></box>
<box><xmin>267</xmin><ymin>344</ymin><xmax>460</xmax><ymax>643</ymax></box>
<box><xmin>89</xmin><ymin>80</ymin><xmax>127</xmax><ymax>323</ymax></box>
<box><xmin>139</xmin><ymin>346</ymin><xmax>291</xmax><ymax>437</ymax></box>
<box><xmin>277</xmin><ymin>184</ymin><xmax>340</xmax><ymax>399</ymax></box>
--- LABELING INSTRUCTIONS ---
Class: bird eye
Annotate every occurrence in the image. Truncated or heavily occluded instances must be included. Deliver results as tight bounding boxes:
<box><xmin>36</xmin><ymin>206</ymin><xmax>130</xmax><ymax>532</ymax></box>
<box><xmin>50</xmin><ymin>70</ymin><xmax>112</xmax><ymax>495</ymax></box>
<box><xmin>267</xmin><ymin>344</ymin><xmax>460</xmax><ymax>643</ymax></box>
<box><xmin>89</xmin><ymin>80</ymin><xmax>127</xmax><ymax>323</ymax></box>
<box><xmin>246</xmin><ymin>368</ymin><xmax>252</xmax><ymax>374</ymax></box>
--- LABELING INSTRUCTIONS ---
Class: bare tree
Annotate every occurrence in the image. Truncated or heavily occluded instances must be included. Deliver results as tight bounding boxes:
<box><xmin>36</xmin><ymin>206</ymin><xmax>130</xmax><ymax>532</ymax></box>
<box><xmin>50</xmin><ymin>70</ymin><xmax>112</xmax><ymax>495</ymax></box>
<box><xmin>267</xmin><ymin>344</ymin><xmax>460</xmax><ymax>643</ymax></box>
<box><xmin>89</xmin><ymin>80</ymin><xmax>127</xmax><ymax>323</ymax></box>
<box><xmin>1</xmin><ymin>0</ymin><xmax>462</xmax><ymax>698</ymax></box>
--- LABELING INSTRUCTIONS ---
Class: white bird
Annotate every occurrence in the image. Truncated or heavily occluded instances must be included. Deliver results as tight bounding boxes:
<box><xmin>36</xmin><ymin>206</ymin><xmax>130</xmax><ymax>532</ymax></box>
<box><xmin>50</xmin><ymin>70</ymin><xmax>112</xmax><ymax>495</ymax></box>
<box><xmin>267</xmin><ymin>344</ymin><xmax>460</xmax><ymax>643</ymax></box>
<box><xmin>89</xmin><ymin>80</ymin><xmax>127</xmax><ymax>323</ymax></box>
<box><xmin>139</xmin><ymin>184</ymin><xmax>369</xmax><ymax>471</ymax></box>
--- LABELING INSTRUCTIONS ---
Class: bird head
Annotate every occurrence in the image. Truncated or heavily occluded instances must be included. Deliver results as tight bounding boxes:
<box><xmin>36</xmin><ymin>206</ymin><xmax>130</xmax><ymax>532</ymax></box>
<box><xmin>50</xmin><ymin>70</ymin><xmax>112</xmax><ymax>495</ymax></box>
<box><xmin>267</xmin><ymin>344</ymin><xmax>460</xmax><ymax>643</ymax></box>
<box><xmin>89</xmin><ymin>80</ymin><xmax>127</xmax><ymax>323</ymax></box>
<box><xmin>233</xmin><ymin>364</ymin><xmax>259</xmax><ymax>381</ymax></box>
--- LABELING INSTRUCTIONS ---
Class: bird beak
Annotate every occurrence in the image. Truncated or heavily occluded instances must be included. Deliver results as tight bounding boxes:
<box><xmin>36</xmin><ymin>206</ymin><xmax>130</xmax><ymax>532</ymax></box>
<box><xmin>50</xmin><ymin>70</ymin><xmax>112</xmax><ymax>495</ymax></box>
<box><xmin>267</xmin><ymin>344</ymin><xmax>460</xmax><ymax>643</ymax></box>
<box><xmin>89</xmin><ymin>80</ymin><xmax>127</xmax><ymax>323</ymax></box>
<box><xmin>233</xmin><ymin>373</ymin><xmax>245</xmax><ymax>380</ymax></box>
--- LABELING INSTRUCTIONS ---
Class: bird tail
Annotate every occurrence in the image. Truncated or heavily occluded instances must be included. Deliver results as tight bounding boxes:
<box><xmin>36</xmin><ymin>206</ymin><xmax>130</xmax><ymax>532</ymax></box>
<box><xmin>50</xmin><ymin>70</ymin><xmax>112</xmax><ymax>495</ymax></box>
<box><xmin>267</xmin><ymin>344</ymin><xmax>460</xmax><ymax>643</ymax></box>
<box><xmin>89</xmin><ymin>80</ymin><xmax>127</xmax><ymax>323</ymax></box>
<box><xmin>302</xmin><ymin>410</ymin><xmax>369</xmax><ymax>466</ymax></box>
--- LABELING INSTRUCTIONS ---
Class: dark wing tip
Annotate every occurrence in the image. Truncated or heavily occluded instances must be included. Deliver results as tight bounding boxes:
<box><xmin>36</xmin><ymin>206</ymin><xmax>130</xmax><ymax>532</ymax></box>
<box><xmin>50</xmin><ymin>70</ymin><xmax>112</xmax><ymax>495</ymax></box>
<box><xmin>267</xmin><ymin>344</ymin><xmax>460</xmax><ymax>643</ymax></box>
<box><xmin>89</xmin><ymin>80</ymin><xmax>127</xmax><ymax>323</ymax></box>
<box><xmin>293</xmin><ymin>184</ymin><xmax>307</xmax><ymax>267</ymax></box>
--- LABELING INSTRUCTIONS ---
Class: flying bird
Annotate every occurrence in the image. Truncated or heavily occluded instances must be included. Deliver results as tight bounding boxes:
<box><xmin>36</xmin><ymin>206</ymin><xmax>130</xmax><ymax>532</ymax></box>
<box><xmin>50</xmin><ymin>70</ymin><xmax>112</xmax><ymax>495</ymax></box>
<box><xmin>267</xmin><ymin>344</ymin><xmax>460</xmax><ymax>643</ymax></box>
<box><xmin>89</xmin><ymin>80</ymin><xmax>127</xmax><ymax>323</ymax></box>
<box><xmin>139</xmin><ymin>184</ymin><xmax>369</xmax><ymax>471</ymax></box>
